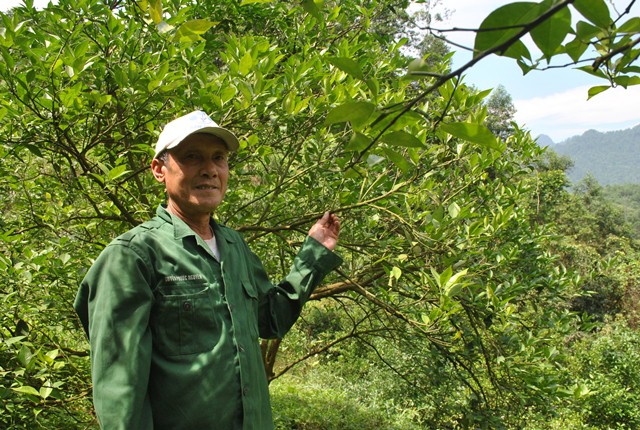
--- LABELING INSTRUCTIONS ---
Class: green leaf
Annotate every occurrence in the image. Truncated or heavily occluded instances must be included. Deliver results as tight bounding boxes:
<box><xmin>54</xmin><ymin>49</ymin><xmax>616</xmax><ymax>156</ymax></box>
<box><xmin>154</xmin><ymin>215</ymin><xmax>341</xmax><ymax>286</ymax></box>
<box><xmin>577</xmin><ymin>65</ymin><xmax>608</xmax><ymax>79</ymax></box>
<box><xmin>108</xmin><ymin>165</ymin><xmax>129</xmax><ymax>181</ymax></box>
<box><xmin>381</xmin><ymin>147</ymin><xmax>412</xmax><ymax>174</ymax></box>
<box><xmin>445</xmin><ymin>269</ymin><xmax>468</xmax><ymax>289</ymax></box>
<box><xmin>573</xmin><ymin>383</ymin><xmax>592</xmax><ymax>398</ymax></box>
<box><xmin>327</xmin><ymin>57</ymin><xmax>365</xmax><ymax>80</ymax></box>
<box><xmin>587</xmin><ymin>85</ymin><xmax>609</xmax><ymax>99</ymax></box>
<box><xmin>406</xmin><ymin>57</ymin><xmax>439</xmax><ymax>78</ymax></box>
<box><xmin>241</xmin><ymin>0</ymin><xmax>274</xmax><ymax>4</ymax></box>
<box><xmin>17</xmin><ymin>345</ymin><xmax>34</xmax><ymax>367</ymax></box>
<box><xmin>618</xmin><ymin>17</ymin><xmax>640</xmax><ymax>33</ymax></box>
<box><xmin>530</xmin><ymin>5</ymin><xmax>572</xmax><ymax>59</ymax></box>
<box><xmin>345</xmin><ymin>132</ymin><xmax>372</xmax><ymax>151</ymax></box>
<box><xmin>502</xmin><ymin>40</ymin><xmax>531</xmax><ymax>61</ymax></box>
<box><xmin>613</xmin><ymin>75</ymin><xmax>640</xmax><ymax>88</ymax></box>
<box><xmin>45</xmin><ymin>349</ymin><xmax>59</xmax><ymax>362</ymax></box>
<box><xmin>439</xmin><ymin>266</ymin><xmax>453</xmax><ymax>289</ymax></box>
<box><xmin>181</xmin><ymin>19</ymin><xmax>217</xmax><ymax>34</ymax></box>
<box><xmin>430</xmin><ymin>267</ymin><xmax>442</xmax><ymax>288</ymax></box>
<box><xmin>444</xmin><ymin>269</ymin><xmax>468</xmax><ymax>297</ymax></box>
<box><xmin>380</xmin><ymin>130</ymin><xmax>424</xmax><ymax>148</ymax></box>
<box><xmin>0</xmin><ymin>47</ymin><xmax>16</xmax><ymax>70</ymax></box>
<box><xmin>4</xmin><ymin>335</ymin><xmax>26</xmax><ymax>346</ymax></box>
<box><xmin>573</xmin><ymin>0</ymin><xmax>612</xmax><ymax>28</ymax></box>
<box><xmin>448</xmin><ymin>202</ymin><xmax>460</xmax><ymax>219</ymax></box>
<box><xmin>620</xmin><ymin>66</ymin><xmax>640</xmax><ymax>74</ymax></box>
<box><xmin>575</xmin><ymin>20</ymin><xmax>601</xmax><ymax>40</ymax></box>
<box><xmin>325</xmin><ymin>101</ymin><xmax>375</xmax><ymax>126</ymax></box>
<box><xmin>365</xmin><ymin>78</ymin><xmax>379</xmax><ymax>98</ymax></box>
<box><xmin>301</xmin><ymin>0</ymin><xmax>323</xmax><ymax>21</ymax></box>
<box><xmin>148</xmin><ymin>79</ymin><xmax>162</xmax><ymax>92</ymax></box>
<box><xmin>239</xmin><ymin>52</ymin><xmax>253</xmax><ymax>76</ymax></box>
<box><xmin>39</xmin><ymin>385</ymin><xmax>54</xmax><ymax>399</ymax></box>
<box><xmin>440</xmin><ymin>122</ymin><xmax>499</xmax><ymax>148</ymax></box>
<box><xmin>174</xmin><ymin>20</ymin><xmax>218</xmax><ymax>43</ymax></box>
<box><xmin>564</xmin><ymin>37</ymin><xmax>589</xmax><ymax>63</ymax></box>
<box><xmin>474</xmin><ymin>2</ymin><xmax>540</xmax><ymax>60</ymax></box>
<box><xmin>148</xmin><ymin>0</ymin><xmax>163</xmax><ymax>25</ymax></box>
<box><xmin>12</xmin><ymin>386</ymin><xmax>40</xmax><ymax>397</ymax></box>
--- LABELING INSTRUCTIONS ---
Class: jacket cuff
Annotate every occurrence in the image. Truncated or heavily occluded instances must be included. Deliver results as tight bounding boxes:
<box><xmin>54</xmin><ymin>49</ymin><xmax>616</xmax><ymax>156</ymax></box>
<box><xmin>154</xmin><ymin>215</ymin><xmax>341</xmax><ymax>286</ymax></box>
<box><xmin>300</xmin><ymin>236</ymin><xmax>343</xmax><ymax>274</ymax></box>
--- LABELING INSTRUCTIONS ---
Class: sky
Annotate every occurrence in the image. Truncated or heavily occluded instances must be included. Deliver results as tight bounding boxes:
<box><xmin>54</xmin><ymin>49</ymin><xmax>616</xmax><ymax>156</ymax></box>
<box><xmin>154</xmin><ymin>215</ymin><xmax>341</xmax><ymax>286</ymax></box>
<box><xmin>429</xmin><ymin>0</ymin><xmax>640</xmax><ymax>143</ymax></box>
<box><xmin>2</xmin><ymin>0</ymin><xmax>639</xmax><ymax>143</ymax></box>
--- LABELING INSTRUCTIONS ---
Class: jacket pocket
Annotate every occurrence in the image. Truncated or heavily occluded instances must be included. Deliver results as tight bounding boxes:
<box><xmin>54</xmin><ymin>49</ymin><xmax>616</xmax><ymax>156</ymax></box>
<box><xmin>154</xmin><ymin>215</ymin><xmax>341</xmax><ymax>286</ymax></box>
<box><xmin>151</xmin><ymin>282</ymin><xmax>220</xmax><ymax>356</ymax></box>
<box><xmin>240</xmin><ymin>279</ymin><xmax>259</xmax><ymax>338</ymax></box>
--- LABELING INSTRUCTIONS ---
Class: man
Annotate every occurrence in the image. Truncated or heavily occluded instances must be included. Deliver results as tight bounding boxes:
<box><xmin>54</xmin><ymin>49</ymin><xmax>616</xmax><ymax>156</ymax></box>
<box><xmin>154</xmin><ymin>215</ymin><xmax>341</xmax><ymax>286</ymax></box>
<box><xmin>74</xmin><ymin>110</ymin><xmax>342</xmax><ymax>429</ymax></box>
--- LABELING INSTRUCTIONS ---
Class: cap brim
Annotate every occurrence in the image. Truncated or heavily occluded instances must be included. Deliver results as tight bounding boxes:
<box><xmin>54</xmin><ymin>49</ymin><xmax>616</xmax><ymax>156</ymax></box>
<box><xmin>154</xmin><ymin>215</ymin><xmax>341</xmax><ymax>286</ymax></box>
<box><xmin>165</xmin><ymin>127</ymin><xmax>240</xmax><ymax>153</ymax></box>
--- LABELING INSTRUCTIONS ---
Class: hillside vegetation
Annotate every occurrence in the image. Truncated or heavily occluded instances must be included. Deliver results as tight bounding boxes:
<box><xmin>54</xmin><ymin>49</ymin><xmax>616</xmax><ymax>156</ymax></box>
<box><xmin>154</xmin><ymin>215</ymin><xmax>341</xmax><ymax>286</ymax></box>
<box><xmin>550</xmin><ymin>124</ymin><xmax>640</xmax><ymax>185</ymax></box>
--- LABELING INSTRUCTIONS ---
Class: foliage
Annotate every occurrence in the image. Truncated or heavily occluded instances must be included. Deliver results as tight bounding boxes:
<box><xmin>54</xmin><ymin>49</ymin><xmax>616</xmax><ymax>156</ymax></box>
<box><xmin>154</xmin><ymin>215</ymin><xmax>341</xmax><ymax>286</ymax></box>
<box><xmin>605</xmin><ymin>183</ymin><xmax>640</xmax><ymax>239</ymax></box>
<box><xmin>270</xmin><ymin>371</ymin><xmax>422</xmax><ymax>430</ymax></box>
<box><xmin>565</xmin><ymin>319</ymin><xmax>640</xmax><ymax>429</ymax></box>
<box><xmin>0</xmin><ymin>0</ymin><xmax>639</xmax><ymax>428</ymax></box>
<box><xmin>484</xmin><ymin>84</ymin><xmax>516</xmax><ymax>139</ymax></box>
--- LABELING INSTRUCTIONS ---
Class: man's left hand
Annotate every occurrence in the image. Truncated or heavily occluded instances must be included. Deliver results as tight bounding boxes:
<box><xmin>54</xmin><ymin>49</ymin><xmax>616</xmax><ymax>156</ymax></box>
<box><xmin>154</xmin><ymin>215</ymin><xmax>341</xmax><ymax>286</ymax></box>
<box><xmin>308</xmin><ymin>211</ymin><xmax>340</xmax><ymax>251</ymax></box>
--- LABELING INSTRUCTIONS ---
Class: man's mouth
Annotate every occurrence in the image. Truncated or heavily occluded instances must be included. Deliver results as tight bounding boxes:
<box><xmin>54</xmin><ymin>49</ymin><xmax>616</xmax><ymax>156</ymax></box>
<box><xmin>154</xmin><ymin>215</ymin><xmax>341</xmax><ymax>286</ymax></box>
<box><xmin>195</xmin><ymin>185</ymin><xmax>218</xmax><ymax>190</ymax></box>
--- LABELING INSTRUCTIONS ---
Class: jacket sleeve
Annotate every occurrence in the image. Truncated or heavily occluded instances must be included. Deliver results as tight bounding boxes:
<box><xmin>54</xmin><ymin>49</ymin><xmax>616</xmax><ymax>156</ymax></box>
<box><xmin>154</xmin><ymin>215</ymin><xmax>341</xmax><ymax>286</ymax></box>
<box><xmin>249</xmin><ymin>235</ymin><xmax>343</xmax><ymax>339</ymax></box>
<box><xmin>74</xmin><ymin>243</ymin><xmax>154</xmax><ymax>430</ymax></box>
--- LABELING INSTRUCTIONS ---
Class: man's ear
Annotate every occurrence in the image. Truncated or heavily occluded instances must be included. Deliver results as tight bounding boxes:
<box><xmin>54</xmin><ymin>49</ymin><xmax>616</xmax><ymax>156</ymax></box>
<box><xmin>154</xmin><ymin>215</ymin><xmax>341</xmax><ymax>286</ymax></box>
<box><xmin>151</xmin><ymin>158</ymin><xmax>166</xmax><ymax>183</ymax></box>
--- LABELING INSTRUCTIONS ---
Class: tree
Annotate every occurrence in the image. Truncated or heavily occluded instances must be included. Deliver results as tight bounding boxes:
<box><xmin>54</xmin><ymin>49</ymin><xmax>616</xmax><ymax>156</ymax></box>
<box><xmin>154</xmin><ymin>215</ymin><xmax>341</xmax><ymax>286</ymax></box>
<box><xmin>485</xmin><ymin>84</ymin><xmax>516</xmax><ymax>138</ymax></box>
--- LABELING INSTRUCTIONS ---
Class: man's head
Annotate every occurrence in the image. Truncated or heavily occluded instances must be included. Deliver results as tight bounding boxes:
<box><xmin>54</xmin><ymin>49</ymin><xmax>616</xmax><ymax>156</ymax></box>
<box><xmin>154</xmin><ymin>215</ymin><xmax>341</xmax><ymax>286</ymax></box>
<box><xmin>153</xmin><ymin>110</ymin><xmax>239</xmax><ymax>159</ymax></box>
<box><xmin>151</xmin><ymin>112</ymin><xmax>237</xmax><ymax>219</ymax></box>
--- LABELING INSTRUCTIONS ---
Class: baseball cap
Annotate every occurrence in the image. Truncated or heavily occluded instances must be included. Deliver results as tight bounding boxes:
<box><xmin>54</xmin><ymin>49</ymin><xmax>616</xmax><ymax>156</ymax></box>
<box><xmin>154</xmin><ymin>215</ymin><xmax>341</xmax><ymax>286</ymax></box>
<box><xmin>154</xmin><ymin>110</ymin><xmax>239</xmax><ymax>158</ymax></box>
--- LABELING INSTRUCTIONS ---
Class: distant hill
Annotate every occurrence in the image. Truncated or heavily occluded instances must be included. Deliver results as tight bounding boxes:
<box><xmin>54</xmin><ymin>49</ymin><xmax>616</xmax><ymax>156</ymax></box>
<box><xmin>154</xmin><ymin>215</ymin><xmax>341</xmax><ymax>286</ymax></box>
<box><xmin>538</xmin><ymin>124</ymin><xmax>640</xmax><ymax>185</ymax></box>
<box><xmin>536</xmin><ymin>134</ymin><xmax>554</xmax><ymax>148</ymax></box>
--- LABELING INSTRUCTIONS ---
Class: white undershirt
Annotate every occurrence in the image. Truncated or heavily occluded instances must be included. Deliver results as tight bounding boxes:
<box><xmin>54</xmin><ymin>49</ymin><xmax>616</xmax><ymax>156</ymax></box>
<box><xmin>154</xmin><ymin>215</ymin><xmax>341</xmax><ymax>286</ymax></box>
<box><xmin>204</xmin><ymin>235</ymin><xmax>221</xmax><ymax>262</ymax></box>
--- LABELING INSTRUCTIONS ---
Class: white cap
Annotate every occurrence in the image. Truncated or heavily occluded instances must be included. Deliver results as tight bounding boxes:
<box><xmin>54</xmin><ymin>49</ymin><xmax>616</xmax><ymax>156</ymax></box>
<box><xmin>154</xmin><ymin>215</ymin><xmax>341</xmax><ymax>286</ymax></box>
<box><xmin>154</xmin><ymin>110</ymin><xmax>239</xmax><ymax>158</ymax></box>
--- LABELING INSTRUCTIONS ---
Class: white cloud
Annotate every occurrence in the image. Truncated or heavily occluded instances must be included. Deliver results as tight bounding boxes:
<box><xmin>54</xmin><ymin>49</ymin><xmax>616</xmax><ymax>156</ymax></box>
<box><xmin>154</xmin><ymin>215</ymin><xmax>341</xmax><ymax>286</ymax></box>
<box><xmin>514</xmin><ymin>85</ymin><xmax>640</xmax><ymax>142</ymax></box>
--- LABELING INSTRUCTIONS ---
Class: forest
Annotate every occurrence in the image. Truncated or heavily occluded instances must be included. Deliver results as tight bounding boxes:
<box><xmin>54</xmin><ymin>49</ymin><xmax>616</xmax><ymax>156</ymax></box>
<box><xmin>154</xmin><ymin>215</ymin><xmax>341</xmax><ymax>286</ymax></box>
<box><xmin>1</xmin><ymin>0</ymin><xmax>640</xmax><ymax>428</ymax></box>
<box><xmin>550</xmin><ymin>125</ymin><xmax>640</xmax><ymax>185</ymax></box>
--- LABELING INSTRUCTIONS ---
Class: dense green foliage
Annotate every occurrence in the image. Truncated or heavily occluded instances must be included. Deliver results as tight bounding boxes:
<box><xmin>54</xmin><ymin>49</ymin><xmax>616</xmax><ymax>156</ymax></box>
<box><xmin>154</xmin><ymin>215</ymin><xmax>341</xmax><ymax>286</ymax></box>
<box><xmin>1</xmin><ymin>0</ymin><xmax>639</xmax><ymax>428</ymax></box>
<box><xmin>605</xmin><ymin>182</ymin><xmax>640</xmax><ymax>238</ymax></box>
<box><xmin>551</xmin><ymin>124</ymin><xmax>640</xmax><ymax>185</ymax></box>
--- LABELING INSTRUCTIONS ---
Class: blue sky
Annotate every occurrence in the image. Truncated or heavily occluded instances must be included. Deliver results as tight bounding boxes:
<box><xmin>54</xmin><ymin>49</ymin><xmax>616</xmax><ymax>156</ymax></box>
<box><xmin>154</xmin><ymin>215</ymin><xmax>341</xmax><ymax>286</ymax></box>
<box><xmin>3</xmin><ymin>0</ymin><xmax>639</xmax><ymax>143</ymax></box>
<box><xmin>432</xmin><ymin>0</ymin><xmax>640</xmax><ymax>142</ymax></box>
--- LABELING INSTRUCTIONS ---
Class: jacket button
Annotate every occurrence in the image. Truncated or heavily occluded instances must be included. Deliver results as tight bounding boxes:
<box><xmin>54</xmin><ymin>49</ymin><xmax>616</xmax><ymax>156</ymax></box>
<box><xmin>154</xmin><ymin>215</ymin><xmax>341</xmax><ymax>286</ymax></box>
<box><xmin>182</xmin><ymin>301</ymin><xmax>192</xmax><ymax>312</ymax></box>
<box><xmin>243</xmin><ymin>386</ymin><xmax>249</xmax><ymax>396</ymax></box>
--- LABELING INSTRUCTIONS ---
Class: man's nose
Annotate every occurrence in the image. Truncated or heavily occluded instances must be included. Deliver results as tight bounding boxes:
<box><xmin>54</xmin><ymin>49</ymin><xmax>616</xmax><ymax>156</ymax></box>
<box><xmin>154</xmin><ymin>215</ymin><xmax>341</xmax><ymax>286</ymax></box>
<box><xmin>201</xmin><ymin>159</ymin><xmax>218</xmax><ymax>177</ymax></box>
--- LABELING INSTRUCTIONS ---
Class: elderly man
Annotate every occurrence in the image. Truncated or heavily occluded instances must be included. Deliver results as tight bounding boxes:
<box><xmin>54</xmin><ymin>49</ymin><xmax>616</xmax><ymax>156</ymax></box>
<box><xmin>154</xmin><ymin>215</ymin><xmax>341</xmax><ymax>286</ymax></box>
<box><xmin>74</xmin><ymin>110</ymin><xmax>342</xmax><ymax>429</ymax></box>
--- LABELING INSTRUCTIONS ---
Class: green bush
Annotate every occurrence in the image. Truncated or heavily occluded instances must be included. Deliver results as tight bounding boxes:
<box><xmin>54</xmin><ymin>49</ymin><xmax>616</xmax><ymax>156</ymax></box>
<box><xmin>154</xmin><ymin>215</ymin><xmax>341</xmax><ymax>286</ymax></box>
<box><xmin>568</xmin><ymin>319</ymin><xmax>640</xmax><ymax>429</ymax></box>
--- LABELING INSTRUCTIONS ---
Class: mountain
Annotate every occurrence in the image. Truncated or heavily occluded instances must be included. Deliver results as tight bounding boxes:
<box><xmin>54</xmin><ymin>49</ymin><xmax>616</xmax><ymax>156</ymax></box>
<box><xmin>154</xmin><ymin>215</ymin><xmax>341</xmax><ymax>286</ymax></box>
<box><xmin>536</xmin><ymin>134</ymin><xmax>555</xmax><ymax>147</ymax></box>
<box><xmin>542</xmin><ymin>124</ymin><xmax>640</xmax><ymax>186</ymax></box>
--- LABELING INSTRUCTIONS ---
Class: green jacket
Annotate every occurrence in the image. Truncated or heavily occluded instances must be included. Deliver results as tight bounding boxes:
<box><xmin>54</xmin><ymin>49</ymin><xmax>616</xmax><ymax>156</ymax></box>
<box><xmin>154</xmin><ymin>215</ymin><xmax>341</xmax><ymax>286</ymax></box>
<box><xmin>74</xmin><ymin>206</ymin><xmax>342</xmax><ymax>430</ymax></box>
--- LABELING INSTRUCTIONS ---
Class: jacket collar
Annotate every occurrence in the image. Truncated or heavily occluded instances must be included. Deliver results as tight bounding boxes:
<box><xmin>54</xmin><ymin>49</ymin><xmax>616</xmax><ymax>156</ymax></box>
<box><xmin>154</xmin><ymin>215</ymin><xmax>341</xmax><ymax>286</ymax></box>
<box><xmin>156</xmin><ymin>205</ymin><xmax>236</xmax><ymax>244</ymax></box>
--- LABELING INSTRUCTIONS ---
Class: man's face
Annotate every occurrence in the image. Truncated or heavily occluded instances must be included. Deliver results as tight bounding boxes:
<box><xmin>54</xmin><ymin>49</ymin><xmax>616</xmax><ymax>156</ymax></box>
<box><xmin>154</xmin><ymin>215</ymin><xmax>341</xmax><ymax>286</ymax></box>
<box><xmin>152</xmin><ymin>133</ymin><xmax>229</xmax><ymax>218</ymax></box>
